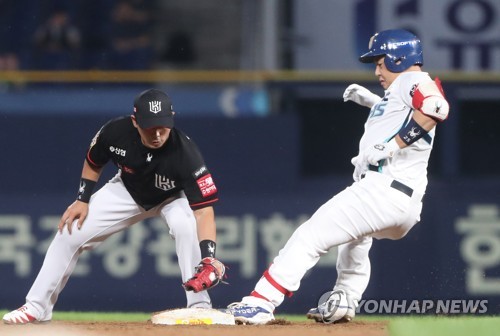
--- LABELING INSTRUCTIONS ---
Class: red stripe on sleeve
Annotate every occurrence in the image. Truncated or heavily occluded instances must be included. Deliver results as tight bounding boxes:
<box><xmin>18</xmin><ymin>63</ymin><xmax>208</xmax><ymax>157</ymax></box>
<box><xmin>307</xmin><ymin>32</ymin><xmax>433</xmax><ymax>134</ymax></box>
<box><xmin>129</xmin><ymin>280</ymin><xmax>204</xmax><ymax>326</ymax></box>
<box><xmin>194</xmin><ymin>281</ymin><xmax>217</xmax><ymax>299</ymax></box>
<box><xmin>86</xmin><ymin>151</ymin><xmax>102</xmax><ymax>168</ymax></box>
<box><xmin>190</xmin><ymin>198</ymin><xmax>218</xmax><ymax>209</ymax></box>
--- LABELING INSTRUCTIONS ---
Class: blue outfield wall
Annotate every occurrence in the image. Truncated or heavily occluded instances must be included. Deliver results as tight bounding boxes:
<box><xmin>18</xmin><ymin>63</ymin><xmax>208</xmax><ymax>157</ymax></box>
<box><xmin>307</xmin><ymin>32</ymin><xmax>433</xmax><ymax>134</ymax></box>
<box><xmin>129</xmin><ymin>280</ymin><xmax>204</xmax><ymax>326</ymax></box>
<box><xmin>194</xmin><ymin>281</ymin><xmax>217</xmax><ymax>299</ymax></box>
<box><xmin>1</xmin><ymin>112</ymin><xmax>499</xmax><ymax>315</ymax></box>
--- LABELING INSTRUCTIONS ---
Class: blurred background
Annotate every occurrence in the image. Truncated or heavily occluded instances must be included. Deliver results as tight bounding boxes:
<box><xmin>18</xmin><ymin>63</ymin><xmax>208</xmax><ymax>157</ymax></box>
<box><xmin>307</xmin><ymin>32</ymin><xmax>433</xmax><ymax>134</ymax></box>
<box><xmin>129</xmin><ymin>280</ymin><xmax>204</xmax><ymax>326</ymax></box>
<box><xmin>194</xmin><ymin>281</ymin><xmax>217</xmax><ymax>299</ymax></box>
<box><xmin>1</xmin><ymin>0</ymin><xmax>499</xmax><ymax>315</ymax></box>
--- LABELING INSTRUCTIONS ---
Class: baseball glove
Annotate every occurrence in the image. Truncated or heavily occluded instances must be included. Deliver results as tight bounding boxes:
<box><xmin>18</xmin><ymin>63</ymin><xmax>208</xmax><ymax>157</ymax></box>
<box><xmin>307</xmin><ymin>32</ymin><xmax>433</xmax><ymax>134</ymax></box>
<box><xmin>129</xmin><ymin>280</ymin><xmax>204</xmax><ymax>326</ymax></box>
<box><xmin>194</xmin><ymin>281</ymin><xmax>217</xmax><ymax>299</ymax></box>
<box><xmin>182</xmin><ymin>257</ymin><xmax>226</xmax><ymax>292</ymax></box>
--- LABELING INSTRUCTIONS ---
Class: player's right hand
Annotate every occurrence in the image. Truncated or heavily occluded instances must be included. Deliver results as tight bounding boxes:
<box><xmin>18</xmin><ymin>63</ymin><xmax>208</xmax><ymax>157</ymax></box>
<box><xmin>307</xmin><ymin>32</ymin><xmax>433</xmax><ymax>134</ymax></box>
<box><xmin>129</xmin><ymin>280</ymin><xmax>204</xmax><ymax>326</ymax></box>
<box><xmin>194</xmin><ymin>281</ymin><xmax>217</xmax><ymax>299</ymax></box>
<box><xmin>58</xmin><ymin>200</ymin><xmax>89</xmax><ymax>234</ymax></box>
<box><xmin>351</xmin><ymin>155</ymin><xmax>368</xmax><ymax>182</ymax></box>
<box><xmin>343</xmin><ymin>84</ymin><xmax>381</xmax><ymax>108</ymax></box>
<box><xmin>363</xmin><ymin>139</ymin><xmax>400</xmax><ymax>166</ymax></box>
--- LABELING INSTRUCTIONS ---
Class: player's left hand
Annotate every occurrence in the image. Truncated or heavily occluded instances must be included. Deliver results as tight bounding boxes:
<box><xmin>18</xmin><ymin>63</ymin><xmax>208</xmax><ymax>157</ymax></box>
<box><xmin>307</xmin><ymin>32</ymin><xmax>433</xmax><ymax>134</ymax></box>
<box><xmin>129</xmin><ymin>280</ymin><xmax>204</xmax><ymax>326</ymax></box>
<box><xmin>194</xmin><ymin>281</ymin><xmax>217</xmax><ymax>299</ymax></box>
<box><xmin>364</xmin><ymin>140</ymin><xmax>400</xmax><ymax>166</ymax></box>
<box><xmin>343</xmin><ymin>84</ymin><xmax>381</xmax><ymax>108</ymax></box>
<box><xmin>183</xmin><ymin>257</ymin><xmax>226</xmax><ymax>292</ymax></box>
<box><xmin>58</xmin><ymin>200</ymin><xmax>89</xmax><ymax>234</ymax></box>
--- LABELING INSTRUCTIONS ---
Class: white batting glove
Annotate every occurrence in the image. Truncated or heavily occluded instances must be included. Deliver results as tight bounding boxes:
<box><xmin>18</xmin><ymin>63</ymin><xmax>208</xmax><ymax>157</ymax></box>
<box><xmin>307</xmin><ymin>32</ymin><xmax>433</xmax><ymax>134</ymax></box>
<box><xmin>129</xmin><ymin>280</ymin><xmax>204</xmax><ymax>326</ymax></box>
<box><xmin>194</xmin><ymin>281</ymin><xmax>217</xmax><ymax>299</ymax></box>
<box><xmin>343</xmin><ymin>84</ymin><xmax>382</xmax><ymax>108</ymax></box>
<box><xmin>351</xmin><ymin>155</ymin><xmax>368</xmax><ymax>182</ymax></box>
<box><xmin>363</xmin><ymin>139</ymin><xmax>400</xmax><ymax>166</ymax></box>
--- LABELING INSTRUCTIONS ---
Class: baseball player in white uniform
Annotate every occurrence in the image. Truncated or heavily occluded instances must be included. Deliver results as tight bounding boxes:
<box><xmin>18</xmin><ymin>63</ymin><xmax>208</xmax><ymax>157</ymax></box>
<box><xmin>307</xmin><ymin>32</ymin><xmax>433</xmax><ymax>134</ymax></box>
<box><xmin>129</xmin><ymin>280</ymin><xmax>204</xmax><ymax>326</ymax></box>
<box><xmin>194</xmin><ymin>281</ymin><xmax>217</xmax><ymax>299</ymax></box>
<box><xmin>228</xmin><ymin>29</ymin><xmax>449</xmax><ymax>324</ymax></box>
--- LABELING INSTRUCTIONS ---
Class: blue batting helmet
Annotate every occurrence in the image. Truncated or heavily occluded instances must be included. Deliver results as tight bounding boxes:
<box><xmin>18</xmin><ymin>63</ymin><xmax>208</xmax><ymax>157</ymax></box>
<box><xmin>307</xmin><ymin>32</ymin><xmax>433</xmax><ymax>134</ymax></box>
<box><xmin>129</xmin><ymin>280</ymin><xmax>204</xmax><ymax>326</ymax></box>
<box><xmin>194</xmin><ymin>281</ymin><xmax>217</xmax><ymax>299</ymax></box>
<box><xmin>359</xmin><ymin>29</ymin><xmax>423</xmax><ymax>73</ymax></box>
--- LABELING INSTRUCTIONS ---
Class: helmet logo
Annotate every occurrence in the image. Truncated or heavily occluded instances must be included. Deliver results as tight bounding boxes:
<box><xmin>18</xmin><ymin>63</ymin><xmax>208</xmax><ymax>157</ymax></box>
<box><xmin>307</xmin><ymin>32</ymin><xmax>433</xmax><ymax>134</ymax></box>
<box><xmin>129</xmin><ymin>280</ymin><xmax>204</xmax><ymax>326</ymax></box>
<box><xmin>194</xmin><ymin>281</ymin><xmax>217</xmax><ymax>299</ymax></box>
<box><xmin>388</xmin><ymin>41</ymin><xmax>415</xmax><ymax>49</ymax></box>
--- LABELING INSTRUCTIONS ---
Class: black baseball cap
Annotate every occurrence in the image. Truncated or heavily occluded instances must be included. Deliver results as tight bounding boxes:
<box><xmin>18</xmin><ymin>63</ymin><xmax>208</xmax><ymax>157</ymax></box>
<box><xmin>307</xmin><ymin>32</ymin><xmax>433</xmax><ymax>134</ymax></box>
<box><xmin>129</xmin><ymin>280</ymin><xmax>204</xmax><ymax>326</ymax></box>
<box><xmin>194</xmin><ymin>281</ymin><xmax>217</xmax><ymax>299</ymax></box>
<box><xmin>133</xmin><ymin>89</ymin><xmax>174</xmax><ymax>129</ymax></box>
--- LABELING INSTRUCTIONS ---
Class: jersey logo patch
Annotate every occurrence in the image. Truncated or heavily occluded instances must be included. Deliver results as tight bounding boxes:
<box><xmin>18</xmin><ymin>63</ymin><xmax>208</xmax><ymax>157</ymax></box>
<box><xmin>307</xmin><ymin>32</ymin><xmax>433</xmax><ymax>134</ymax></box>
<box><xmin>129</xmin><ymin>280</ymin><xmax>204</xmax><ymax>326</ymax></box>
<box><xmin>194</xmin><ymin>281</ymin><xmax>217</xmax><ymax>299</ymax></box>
<box><xmin>193</xmin><ymin>166</ymin><xmax>207</xmax><ymax>178</ymax></box>
<box><xmin>197</xmin><ymin>174</ymin><xmax>217</xmax><ymax>198</ymax></box>
<box><xmin>155</xmin><ymin>174</ymin><xmax>176</xmax><ymax>191</ymax></box>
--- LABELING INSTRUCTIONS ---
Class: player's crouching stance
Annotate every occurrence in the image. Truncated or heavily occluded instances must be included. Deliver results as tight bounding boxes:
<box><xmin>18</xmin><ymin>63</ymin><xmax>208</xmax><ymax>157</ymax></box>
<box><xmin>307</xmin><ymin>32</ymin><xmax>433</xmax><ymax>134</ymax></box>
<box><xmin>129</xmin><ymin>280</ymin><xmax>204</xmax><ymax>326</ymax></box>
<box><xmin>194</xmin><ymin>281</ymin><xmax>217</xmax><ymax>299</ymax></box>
<box><xmin>228</xmin><ymin>29</ymin><xmax>448</xmax><ymax>325</ymax></box>
<box><xmin>3</xmin><ymin>89</ymin><xmax>225</xmax><ymax>325</ymax></box>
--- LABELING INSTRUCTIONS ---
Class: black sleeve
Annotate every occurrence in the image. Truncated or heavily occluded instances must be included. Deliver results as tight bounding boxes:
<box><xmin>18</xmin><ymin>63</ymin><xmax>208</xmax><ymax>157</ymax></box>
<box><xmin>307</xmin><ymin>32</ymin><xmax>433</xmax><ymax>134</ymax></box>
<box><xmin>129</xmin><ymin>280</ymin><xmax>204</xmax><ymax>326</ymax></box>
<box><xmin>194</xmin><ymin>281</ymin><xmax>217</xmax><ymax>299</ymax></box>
<box><xmin>178</xmin><ymin>138</ymin><xmax>219</xmax><ymax>210</ymax></box>
<box><xmin>86</xmin><ymin>121</ymin><xmax>112</xmax><ymax>168</ymax></box>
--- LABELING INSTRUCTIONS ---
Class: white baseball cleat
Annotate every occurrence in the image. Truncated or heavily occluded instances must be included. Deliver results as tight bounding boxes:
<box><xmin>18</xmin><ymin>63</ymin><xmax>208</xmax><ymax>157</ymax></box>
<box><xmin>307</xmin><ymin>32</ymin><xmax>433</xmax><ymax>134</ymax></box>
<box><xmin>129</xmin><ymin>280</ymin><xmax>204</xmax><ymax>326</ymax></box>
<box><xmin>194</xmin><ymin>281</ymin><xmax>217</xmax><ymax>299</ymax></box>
<box><xmin>306</xmin><ymin>306</ymin><xmax>354</xmax><ymax>323</ymax></box>
<box><xmin>2</xmin><ymin>305</ymin><xmax>49</xmax><ymax>325</ymax></box>
<box><xmin>227</xmin><ymin>296</ymin><xmax>275</xmax><ymax>325</ymax></box>
<box><xmin>227</xmin><ymin>302</ymin><xmax>274</xmax><ymax>325</ymax></box>
<box><xmin>306</xmin><ymin>307</ymin><xmax>323</xmax><ymax>322</ymax></box>
<box><xmin>306</xmin><ymin>290</ymin><xmax>357</xmax><ymax>323</ymax></box>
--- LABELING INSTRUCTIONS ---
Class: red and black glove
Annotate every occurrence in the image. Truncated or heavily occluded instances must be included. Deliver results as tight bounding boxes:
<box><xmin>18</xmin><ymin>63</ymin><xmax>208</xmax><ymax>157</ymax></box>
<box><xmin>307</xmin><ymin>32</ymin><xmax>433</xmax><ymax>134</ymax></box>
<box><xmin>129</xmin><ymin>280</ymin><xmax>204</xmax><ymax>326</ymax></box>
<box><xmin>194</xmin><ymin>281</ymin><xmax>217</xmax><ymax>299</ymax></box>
<box><xmin>182</xmin><ymin>257</ymin><xmax>226</xmax><ymax>293</ymax></box>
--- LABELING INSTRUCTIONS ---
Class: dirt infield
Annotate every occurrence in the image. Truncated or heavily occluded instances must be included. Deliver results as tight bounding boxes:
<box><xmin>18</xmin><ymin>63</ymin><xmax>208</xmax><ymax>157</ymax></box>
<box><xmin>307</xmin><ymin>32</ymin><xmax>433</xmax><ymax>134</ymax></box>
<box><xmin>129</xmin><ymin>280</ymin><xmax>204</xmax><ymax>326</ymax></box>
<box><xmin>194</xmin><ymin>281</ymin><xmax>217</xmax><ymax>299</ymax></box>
<box><xmin>0</xmin><ymin>320</ymin><xmax>389</xmax><ymax>336</ymax></box>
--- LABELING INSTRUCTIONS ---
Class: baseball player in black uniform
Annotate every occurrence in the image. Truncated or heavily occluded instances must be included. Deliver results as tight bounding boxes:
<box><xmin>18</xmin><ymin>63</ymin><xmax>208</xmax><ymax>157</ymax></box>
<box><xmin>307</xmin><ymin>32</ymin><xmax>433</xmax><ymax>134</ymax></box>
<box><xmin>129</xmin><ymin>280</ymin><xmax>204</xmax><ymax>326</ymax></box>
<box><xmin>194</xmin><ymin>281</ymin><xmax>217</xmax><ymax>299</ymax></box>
<box><xmin>3</xmin><ymin>89</ymin><xmax>226</xmax><ymax>324</ymax></box>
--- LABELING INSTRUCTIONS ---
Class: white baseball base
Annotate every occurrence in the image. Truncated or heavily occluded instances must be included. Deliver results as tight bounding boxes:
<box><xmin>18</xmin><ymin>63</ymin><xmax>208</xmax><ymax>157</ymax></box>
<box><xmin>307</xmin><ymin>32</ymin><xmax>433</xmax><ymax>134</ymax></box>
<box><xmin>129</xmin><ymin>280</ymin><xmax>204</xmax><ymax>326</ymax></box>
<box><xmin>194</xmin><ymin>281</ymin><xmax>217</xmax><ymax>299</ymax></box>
<box><xmin>151</xmin><ymin>308</ymin><xmax>235</xmax><ymax>325</ymax></box>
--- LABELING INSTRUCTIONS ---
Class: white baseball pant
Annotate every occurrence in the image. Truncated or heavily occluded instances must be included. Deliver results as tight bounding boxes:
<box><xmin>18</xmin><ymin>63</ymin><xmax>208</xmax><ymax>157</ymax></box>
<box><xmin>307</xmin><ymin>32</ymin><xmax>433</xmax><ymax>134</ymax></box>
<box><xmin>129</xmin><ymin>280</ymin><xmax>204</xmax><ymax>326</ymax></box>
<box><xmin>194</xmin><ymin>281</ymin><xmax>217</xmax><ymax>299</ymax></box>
<box><xmin>24</xmin><ymin>175</ymin><xmax>210</xmax><ymax>321</ymax></box>
<box><xmin>252</xmin><ymin>171</ymin><xmax>423</xmax><ymax>306</ymax></box>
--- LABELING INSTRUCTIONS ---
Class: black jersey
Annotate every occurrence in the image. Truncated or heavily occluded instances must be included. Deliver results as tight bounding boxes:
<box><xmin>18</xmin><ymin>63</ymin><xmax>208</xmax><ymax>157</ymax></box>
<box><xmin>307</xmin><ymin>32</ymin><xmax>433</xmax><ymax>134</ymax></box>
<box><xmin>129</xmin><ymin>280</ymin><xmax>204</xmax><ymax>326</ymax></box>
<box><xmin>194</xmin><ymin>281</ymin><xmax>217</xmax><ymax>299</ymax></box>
<box><xmin>86</xmin><ymin>116</ymin><xmax>218</xmax><ymax>210</ymax></box>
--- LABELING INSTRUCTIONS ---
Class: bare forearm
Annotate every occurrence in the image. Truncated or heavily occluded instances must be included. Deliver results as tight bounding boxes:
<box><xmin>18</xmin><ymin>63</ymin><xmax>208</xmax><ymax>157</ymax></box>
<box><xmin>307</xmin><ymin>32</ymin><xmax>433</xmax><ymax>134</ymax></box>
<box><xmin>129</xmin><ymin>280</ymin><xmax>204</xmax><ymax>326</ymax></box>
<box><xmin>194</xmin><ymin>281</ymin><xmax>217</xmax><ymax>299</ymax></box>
<box><xmin>82</xmin><ymin>160</ymin><xmax>103</xmax><ymax>181</ymax></box>
<box><xmin>194</xmin><ymin>206</ymin><xmax>216</xmax><ymax>242</ymax></box>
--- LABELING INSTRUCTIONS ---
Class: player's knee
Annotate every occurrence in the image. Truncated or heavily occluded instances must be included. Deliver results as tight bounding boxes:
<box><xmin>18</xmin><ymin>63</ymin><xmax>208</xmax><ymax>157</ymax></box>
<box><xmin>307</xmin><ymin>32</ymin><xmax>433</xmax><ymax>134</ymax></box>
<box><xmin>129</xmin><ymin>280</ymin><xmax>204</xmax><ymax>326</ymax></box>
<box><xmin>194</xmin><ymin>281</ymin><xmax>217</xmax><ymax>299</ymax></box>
<box><xmin>167</xmin><ymin>215</ymin><xmax>196</xmax><ymax>238</ymax></box>
<box><xmin>373</xmin><ymin>223</ymin><xmax>411</xmax><ymax>240</ymax></box>
<box><xmin>386</xmin><ymin>226</ymin><xmax>411</xmax><ymax>240</ymax></box>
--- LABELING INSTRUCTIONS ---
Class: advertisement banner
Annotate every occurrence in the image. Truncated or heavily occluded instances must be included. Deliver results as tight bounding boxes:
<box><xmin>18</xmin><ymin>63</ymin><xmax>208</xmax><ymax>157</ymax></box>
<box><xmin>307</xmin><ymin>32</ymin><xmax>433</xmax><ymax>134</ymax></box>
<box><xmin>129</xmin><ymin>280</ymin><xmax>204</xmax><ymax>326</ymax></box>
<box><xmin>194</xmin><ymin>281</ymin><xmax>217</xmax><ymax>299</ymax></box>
<box><xmin>1</xmin><ymin>190</ymin><xmax>499</xmax><ymax>314</ymax></box>
<box><xmin>295</xmin><ymin>0</ymin><xmax>500</xmax><ymax>72</ymax></box>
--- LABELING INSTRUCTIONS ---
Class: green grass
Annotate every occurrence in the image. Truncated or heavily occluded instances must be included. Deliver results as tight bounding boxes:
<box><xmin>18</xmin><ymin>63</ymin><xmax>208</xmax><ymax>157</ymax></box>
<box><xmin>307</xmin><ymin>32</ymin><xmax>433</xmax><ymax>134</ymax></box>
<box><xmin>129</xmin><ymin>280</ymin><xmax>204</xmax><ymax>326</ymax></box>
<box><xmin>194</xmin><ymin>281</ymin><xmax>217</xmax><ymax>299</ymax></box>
<box><xmin>388</xmin><ymin>316</ymin><xmax>500</xmax><ymax>336</ymax></box>
<box><xmin>0</xmin><ymin>310</ymin><xmax>151</xmax><ymax>322</ymax></box>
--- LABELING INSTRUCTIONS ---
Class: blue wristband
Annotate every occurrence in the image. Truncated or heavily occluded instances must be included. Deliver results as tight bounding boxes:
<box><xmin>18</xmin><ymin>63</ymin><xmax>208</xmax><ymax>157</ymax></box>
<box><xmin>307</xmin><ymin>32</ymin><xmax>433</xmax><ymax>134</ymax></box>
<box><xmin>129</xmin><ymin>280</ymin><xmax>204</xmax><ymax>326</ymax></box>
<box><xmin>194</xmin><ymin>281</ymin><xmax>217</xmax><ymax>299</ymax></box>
<box><xmin>398</xmin><ymin>119</ymin><xmax>428</xmax><ymax>146</ymax></box>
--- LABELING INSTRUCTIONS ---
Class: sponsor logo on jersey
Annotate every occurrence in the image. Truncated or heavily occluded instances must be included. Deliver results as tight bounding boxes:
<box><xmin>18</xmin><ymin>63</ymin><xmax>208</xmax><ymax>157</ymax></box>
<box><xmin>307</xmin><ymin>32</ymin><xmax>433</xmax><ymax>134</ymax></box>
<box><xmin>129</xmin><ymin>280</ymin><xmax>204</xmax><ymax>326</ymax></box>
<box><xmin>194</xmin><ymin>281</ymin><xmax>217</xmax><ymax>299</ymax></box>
<box><xmin>197</xmin><ymin>174</ymin><xmax>217</xmax><ymax>197</ymax></box>
<box><xmin>146</xmin><ymin>153</ymin><xmax>153</xmax><ymax>162</ymax></box>
<box><xmin>155</xmin><ymin>174</ymin><xmax>176</xmax><ymax>191</ymax></box>
<box><xmin>193</xmin><ymin>166</ymin><xmax>207</xmax><ymax>178</ymax></box>
<box><xmin>109</xmin><ymin>146</ymin><xmax>126</xmax><ymax>157</ymax></box>
<box><xmin>149</xmin><ymin>101</ymin><xmax>162</xmax><ymax>114</ymax></box>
